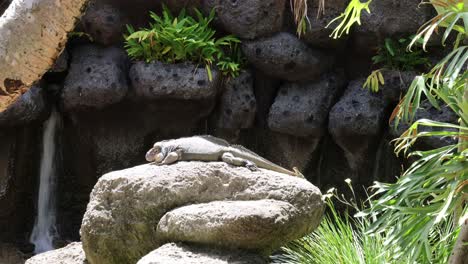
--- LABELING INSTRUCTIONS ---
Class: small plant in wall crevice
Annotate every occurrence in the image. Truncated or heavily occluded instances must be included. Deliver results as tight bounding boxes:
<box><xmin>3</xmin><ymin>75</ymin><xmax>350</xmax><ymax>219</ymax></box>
<box><xmin>124</xmin><ymin>6</ymin><xmax>244</xmax><ymax>80</ymax></box>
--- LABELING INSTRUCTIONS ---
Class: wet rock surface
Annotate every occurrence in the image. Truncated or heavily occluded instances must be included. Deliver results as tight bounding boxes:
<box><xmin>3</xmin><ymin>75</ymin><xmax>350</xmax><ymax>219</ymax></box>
<box><xmin>62</xmin><ymin>44</ymin><xmax>129</xmax><ymax>111</ymax></box>
<box><xmin>242</xmin><ymin>32</ymin><xmax>333</xmax><ymax>81</ymax></box>
<box><xmin>0</xmin><ymin>86</ymin><xmax>49</xmax><ymax>127</ymax></box>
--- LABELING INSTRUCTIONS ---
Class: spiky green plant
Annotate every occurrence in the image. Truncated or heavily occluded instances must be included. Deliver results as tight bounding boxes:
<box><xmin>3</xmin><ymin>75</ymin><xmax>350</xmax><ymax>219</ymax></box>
<box><xmin>124</xmin><ymin>6</ymin><xmax>243</xmax><ymax>79</ymax></box>
<box><xmin>272</xmin><ymin>182</ymin><xmax>458</xmax><ymax>263</ymax></box>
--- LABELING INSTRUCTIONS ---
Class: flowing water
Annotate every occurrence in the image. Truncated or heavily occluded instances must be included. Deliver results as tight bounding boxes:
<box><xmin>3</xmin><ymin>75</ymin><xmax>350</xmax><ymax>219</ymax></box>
<box><xmin>30</xmin><ymin>110</ymin><xmax>60</xmax><ymax>254</ymax></box>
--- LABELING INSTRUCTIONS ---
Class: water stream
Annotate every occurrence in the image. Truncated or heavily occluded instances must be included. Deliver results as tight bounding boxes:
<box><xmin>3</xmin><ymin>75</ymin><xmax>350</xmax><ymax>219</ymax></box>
<box><xmin>29</xmin><ymin>110</ymin><xmax>60</xmax><ymax>254</ymax></box>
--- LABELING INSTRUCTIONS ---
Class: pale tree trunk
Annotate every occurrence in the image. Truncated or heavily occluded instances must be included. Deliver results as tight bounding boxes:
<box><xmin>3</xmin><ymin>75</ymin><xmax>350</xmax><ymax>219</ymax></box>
<box><xmin>0</xmin><ymin>0</ymin><xmax>88</xmax><ymax>112</ymax></box>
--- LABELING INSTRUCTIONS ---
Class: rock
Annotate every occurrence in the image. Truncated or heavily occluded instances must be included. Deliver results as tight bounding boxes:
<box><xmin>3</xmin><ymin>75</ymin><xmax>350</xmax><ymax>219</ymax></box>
<box><xmin>62</xmin><ymin>44</ymin><xmax>129</xmax><ymax>111</ymax></box>
<box><xmin>300</xmin><ymin>0</ymin><xmax>348</xmax><ymax>49</ymax></box>
<box><xmin>50</xmin><ymin>50</ymin><xmax>69</xmax><ymax>73</ymax></box>
<box><xmin>328</xmin><ymin>79</ymin><xmax>387</xmax><ymax>172</ymax></box>
<box><xmin>81</xmin><ymin>3</ymin><xmax>127</xmax><ymax>46</ymax></box>
<box><xmin>353</xmin><ymin>0</ymin><xmax>432</xmax><ymax>51</ymax></box>
<box><xmin>25</xmin><ymin>242</ymin><xmax>87</xmax><ymax>264</ymax></box>
<box><xmin>80</xmin><ymin>162</ymin><xmax>323</xmax><ymax>264</ymax></box>
<box><xmin>0</xmin><ymin>128</ymin><xmax>38</xmax><ymax>243</ymax></box>
<box><xmin>268</xmin><ymin>71</ymin><xmax>346</xmax><ymax>137</ymax></box>
<box><xmin>0</xmin><ymin>243</ymin><xmax>25</xmax><ymax>264</ymax></box>
<box><xmin>0</xmin><ymin>85</ymin><xmax>49</xmax><ymax>127</ymax></box>
<box><xmin>242</xmin><ymin>32</ymin><xmax>333</xmax><ymax>81</ymax></box>
<box><xmin>129</xmin><ymin>61</ymin><xmax>220</xmax><ymax>100</ymax></box>
<box><xmin>157</xmin><ymin>199</ymin><xmax>315</xmax><ymax>251</ymax></box>
<box><xmin>215</xmin><ymin>70</ymin><xmax>256</xmax><ymax>129</ymax></box>
<box><xmin>390</xmin><ymin>101</ymin><xmax>458</xmax><ymax>149</ymax></box>
<box><xmin>203</xmin><ymin>0</ymin><xmax>285</xmax><ymax>39</ymax></box>
<box><xmin>137</xmin><ymin>243</ymin><xmax>267</xmax><ymax>264</ymax></box>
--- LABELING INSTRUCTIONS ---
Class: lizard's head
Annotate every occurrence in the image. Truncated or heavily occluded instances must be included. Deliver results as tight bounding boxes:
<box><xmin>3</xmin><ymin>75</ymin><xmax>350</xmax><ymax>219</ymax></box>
<box><xmin>145</xmin><ymin>142</ymin><xmax>165</xmax><ymax>163</ymax></box>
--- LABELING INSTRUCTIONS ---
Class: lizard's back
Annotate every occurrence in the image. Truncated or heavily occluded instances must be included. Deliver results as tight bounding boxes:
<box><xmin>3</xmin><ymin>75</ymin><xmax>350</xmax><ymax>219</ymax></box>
<box><xmin>170</xmin><ymin>136</ymin><xmax>229</xmax><ymax>160</ymax></box>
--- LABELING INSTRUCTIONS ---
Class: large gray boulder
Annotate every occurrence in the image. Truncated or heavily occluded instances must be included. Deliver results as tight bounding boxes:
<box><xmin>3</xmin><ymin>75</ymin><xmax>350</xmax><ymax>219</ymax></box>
<box><xmin>80</xmin><ymin>162</ymin><xmax>323</xmax><ymax>264</ymax></box>
<box><xmin>157</xmin><ymin>199</ymin><xmax>315</xmax><ymax>251</ymax></box>
<box><xmin>25</xmin><ymin>242</ymin><xmax>87</xmax><ymax>264</ymax></box>
<box><xmin>62</xmin><ymin>44</ymin><xmax>129</xmax><ymax>111</ymax></box>
<box><xmin>214</xmin><ymin>70</ymin><xmax>256</xmax><ymax>129</ymax></box>
<box><xmin>129</xmin><ymin>61</ymin><xmax>220</xmax><ymax>100</ymax></box>
<box><xmin>203</xmin><ymin>0</ymin><xmax>285</xmax><ymax>39</ymax></box>
<box><xmin>0</xmin><ymin>85</ymin><xmax>49</xmax><ymax>127</ymax></box>
<box><xmin>242</xmin><ymin>33</ymin><xmax>333</xmax><ymax>81</ymax></box>
<box><xmin>137</xmin><ymin>243</ymin><xmax>266</xmax><ymax>264</ymax></box>
<box><xmin>268</xmin><ymin>71</ymin><xmax>346</xmax><ymax>137</ymax></box>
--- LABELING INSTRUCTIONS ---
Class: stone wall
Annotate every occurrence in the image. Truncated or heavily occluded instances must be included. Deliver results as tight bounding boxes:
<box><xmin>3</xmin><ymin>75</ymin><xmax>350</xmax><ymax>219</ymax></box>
<box><xmin>0</xmin><ymin>0</ymin><xmax>450</xmax><ymax>250</ymax></box>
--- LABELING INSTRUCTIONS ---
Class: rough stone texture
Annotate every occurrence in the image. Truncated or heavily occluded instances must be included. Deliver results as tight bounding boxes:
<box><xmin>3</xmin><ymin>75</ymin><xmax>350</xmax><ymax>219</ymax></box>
<box><xmin>300</xmin><ymin>0</ymin><xmax>348</xmax><ymax>49</ymax></box>
<box><xmin>390</xmin><ymin>101</ymin><xmax>458</xmax><ymax>149</ymax></box>
<box><xmin>137</xmin><ymin>243</ymin><xmax>267</xmax><ymax>264</ymax></box>
<box><xmin>25</xmin><ymin>242</ymin><xmax>87</xmax><ymax>264</ymax></box>
<box><xmin>203</xmin><ymin>0</ymin><xmax>285</xmax><ymax>39</ymax></box>
<box><xmin>129</xmin><ymin>61</ymin><xmax>220</xmax><ymax>100</ymax></box>
<box><xmin>268</xmin><ymin>71</ymin><xmax>346</xmax><ymax>137</ymax></box>
<box><xmin>215</xmin><ymin>70</ymin><xmax>256</xmax><ymax>129</ymax></box>
<box><xmin>157</xmin><ymin>199</ymin><xmax>316</xmax><ymax>251</ymax></box>
<box><xmin>81</xmin><ymin>3</ymin><xmax>127</xmax><ymax>46</ymax></box>
<box><xmin>328</xmin><ymin>70</ymin><xmax>415</xmax><ymax>176</ymax></box>
<box><xmin>353</xmin><ymin>0</ymin><xmax>432</xmax><ymax>51</ymax></box>
<box><xmin>50</xmin><ymin>50</ymin><xmax>69</xmax><ymax>73</ymax></box>
<box><xmin>62</xmin><ymin>44</ymin><xmax>129</xmax><ymax>111</ymax></box>
<box><xmin>0</xmin><ymin>243</ymin><xmax>25</xmax><ymax>264</ymax></box>
<box><xmin>0</xmin><ymin>85</ymin><xmax>49</xmax><ymax>127</ymax></box>
<box><xmin>242</xmin><ymin>32</ymin><xmax>333</xmax><ymax>81</ymax></box>
<box><xmin>0</xmin><ymin>127</ymin><xmax>38</xmax><ymax>243</ymax></box>
<box><xmin>80</xmin><ymin>162</ymin><xmax>323</xmax><ymax>264</ymax></box>
<box><xmin>328</xmin><ymin>79</ymin><xmax>386</xmax><ymax>172</ymax></box>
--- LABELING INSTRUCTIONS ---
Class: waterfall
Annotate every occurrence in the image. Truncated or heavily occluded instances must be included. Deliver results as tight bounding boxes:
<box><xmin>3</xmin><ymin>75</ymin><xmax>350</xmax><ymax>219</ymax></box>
<box><xmin>30</xmin><ymin>109</ymin><xmax>60</xmax><ymax>254</ymax></box>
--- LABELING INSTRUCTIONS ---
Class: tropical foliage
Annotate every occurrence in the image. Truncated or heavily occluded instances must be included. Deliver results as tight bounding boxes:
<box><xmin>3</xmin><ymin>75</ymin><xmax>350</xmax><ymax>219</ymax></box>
<box><xmin>124</xmin><ymin>6</ymin><xmax>243</xmax><ymax>79</ymax></box>
<box><xmin>283</xmin><ymin>0</ymin><xmax>467</xmax><ymax>263</ymax></box>
<box><xmin>273</xmin><ymin>183</ymin><xmax>458</xmax><ymax>264</ymax></box>
<box><xmin>363</xmin><ymin>37</ymin><xmax>430</xmax><ymax>92</ymax></box>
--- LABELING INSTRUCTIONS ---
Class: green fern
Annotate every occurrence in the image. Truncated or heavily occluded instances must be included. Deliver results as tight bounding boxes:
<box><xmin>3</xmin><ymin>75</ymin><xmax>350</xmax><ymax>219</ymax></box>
<box><xmin>124</xmin><ymin>6</ymin><xmax>243</xmax><ymax>79</ymax></box>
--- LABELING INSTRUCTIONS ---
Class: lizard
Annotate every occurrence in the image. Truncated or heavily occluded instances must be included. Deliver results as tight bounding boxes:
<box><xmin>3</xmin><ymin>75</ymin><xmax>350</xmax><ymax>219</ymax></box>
<box><xmin>145</xmin><ymin>135</ymin><xmax>304</xmax><ymax>178</ymax></box>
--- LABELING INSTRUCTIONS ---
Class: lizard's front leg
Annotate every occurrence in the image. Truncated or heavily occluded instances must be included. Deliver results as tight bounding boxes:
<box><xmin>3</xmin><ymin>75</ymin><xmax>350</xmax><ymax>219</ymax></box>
<box><xmin>159</xmin><ymin>150</ymin><xmax>181</xmax><ymax>165</ymax></box>
<box><xmin>221</xmin><ymin>152</ymin><xmax>258</xmax><ymax>171</ymax></box>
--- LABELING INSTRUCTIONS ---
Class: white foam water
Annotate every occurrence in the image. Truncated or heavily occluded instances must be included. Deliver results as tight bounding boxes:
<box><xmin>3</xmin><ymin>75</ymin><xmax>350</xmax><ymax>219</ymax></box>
<box><xmin>30</xmin><ymin>110</ymin><xmax>60</xmax><ymax>254</ymax></box>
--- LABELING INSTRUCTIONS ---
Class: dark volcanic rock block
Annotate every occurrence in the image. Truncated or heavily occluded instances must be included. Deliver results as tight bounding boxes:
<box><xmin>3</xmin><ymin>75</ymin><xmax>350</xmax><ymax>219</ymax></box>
<box><xmin>81</xmin><ymin>3</ymin><xmax>127</xmax><ymax>46</ymax></box>
<box><xmin>268</xmin><ymin>71</ymin><xmax>346</xmax><ymax>137</ymax></box>
<box><xmin>390</xmin><ymin>101</ymin><xmax>458</xmax><ymax>149</ymax></box>
<box><xmin>49</xmin><ymin>50</ymin><xmax>69</xmax><ymax>73</ymax></box>
<box><xmin>0</xmin><ymin>86</ymin><xmax>49</xmax><ymax>127</ymax></box>
<box><xmin>353</xmin><ymin>0</ymin><xmax>432</xmax><ymax>51</ymax></box>
<box><xmin>242</xmin><ymin>32</ymin><xmax>333</xmax><ymax>81</ymax></box>
<box><xmin>328</xmin><ymin>79</ymin><xmax>387</xmax><ymax>171</ymax></box>
<box><xmin>300</xmin><ymin>0</ymin><xmax>348</xmax><ymax>49</ymax></box>
<box><xmin>203</xmin><ymin>0</ymin><xmax>285</xmax><ymax>39</ymax></box>
<box><xmin>62</xmin><ymin>44</ymin><xmax>129</xmax><ymax>111</ymax></box>
<box><xmin>215</xmin><ymin>70</ymin><xmax>256</xmax><ymax>129</ymax></box>
<box><xmin>129</xmin><ymin>61</ymin><xmax>220</xmax><ymax>100</ymax></box>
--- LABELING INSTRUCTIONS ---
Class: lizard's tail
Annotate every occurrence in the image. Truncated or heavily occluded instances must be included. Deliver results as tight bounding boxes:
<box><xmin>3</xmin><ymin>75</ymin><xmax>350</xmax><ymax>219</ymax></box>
<box><xmin>293</xmin><ymin>167</ymin><xmax>305</xmax><ymax>179</ymax></box>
